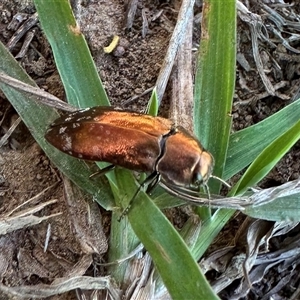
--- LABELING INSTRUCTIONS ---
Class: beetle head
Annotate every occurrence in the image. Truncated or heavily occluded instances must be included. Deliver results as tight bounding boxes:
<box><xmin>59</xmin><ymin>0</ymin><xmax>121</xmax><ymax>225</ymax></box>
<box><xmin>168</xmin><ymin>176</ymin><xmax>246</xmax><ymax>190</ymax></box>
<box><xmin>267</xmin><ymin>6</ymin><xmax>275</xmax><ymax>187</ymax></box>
<box><xmin>191</xmin><ymin>150</ymin><xmax>214</xmax><ymax>188</ymax></box>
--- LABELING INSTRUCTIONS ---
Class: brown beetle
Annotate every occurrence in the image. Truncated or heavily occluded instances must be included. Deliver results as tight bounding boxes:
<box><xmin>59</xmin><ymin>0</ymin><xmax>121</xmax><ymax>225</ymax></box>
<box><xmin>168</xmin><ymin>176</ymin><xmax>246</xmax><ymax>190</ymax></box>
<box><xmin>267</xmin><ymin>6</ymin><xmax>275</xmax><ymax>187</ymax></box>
<box><xmin>45</xmin><ymin>106</ymin><xmax>215</xmax><ymax>202</ymax></box>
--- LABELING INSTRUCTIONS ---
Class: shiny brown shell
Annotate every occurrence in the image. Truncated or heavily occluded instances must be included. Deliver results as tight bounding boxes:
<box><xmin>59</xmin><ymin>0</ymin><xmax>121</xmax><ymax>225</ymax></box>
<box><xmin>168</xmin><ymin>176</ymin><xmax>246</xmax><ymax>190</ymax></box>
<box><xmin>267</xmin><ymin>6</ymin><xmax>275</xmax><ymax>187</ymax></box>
<box><xmin>45</xmin><ymin>106</ymin><xmax>214</xmax><ymax>189</ymax></box>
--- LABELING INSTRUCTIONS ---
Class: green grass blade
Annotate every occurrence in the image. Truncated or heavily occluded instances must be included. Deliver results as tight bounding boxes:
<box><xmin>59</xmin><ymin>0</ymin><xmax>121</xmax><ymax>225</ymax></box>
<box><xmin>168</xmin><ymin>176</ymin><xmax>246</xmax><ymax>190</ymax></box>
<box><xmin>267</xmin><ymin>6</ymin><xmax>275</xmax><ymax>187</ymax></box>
<box><xmin>116</xmin><ymin>169</ymin><xmax>219</xmax><ymax>300</ymax></box>
<box><xmin>231</xmin><ymin>120</ymin><xmax>300</xmax><ymax>196</ymax></box>
<box><xmin>192</xmin><ymin>0</ymin><xmax>236</xmax><ymax>257</ymax></box>
<box><xmin>224</xmin><ymin>98</ymin><xmax>300</xmax><ymax>180</ymax></box>
<box><xmin>194</xmin><ymin>0</ymin><xmax>236</xmax><ymax>193</ymax></box>
<box><xmin>191</xmin><ymin>209</ymin><xmax>235</xmax><ymax>258</ymax></box>
<box><xmin>146</xmin><ymin>87</ymin><xmax>159</xmax><ymax>116</ymax></box>
<box><xmin>34</xmin><ymin>0</ymin><xmax>109</xmax><ymax>108</ymax></box>
<box><xmin>108</xmin><ymin>208</ymin><xmax>140</xmax><ymax>283</ymax></box>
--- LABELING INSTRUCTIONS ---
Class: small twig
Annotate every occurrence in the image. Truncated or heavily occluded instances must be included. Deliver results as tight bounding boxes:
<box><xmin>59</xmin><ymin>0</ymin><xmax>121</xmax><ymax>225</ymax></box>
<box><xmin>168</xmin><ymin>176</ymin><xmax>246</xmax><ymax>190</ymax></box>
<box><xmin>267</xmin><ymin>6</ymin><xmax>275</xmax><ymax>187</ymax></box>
<box><xmin>249</xmin><ymin>28</ymin><xmax>275</xmax><ymax>96</ymax></box>
<box><xmin>7</xmin><ymin>12</ymin><xmax>28</xmax><ymax>31</ymax></box>
<box><xmin>44</xmin><ymin>223</ymin><xmax>51</xmax><ymax>252</ymax></box>
<box><xmin>238</xmin><ymin>1</ymin><xmax>276</xmax><ymax>95</ymax></box>
<box><xmin>15</xmin><ymin>28</ymin><xmax>36</xmax><ymax>59</ymax></box>
<box><xmin>0</xmin><ymin>117</ymin><xmax>21</xmax><ymax>148</ymax></box>
<box><xmin>7</xmin><ymin>199</ymin><xmax>59</xmax><ymax>219</ymax></box>
<box><xmin>124</xmin><ymin>0</ymin><xmax>139</xmax><ymax>29</ymax></box>
<box><xmin>123</xmin><ymin>86</ymin><xmax>154</xmax><ymax>105</ymax></box>
<box><xmin>236</xmin><ymin>81</ymin><xmax>289</xmax><ymax>105</ymax></box>
<box><xmin>96</xmin><ymin>243</ymin><xmax>144</xmax><ymax>266</ymax></box>
<box><xmin>6</xmin><ymin>183</ymin><xmax>59</xmax><ymax>217</ymax></box>
<box><xmin>6</xmin><ymin>12</ymin><xmax>38</xmax><ymax>50</ymax></box>
<box><xmin>141</xmin><ymin>9</ymin><xmax>149</xmax><ymax>38</ymax></box>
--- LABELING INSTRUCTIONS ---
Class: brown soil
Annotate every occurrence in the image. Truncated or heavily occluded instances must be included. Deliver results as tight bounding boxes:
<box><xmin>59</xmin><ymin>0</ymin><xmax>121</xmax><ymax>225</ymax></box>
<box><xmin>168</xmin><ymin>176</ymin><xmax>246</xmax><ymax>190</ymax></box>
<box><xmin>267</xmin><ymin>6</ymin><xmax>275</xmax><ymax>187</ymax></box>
<box><xmin>0</xmin><ymin>0</ymin><xmax>300</xmax><ymax>299</ymax></box>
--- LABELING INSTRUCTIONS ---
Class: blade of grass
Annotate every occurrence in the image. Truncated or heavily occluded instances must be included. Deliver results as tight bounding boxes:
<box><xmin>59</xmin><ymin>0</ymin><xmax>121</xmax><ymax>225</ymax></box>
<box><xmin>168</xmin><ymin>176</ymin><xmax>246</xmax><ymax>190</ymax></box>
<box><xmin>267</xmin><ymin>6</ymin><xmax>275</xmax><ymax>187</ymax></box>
<box><xmin>224</xmin><ymin>98</ymin><xmax>300</xmax><ymax>180</ymax></box>
<box><xmin>146</xmin><ymin>87</ymin><xmax>159</xmax><ymax>116</ymax></box>
<box><xmin>34</xmin><ymin>0</ymin><xmax>117</xmax><ymax>188</ymax></box>
<box><xmin>191</xmin><ymin>209</ymin><xmax>235</xmax><ymax>258</ymax></box>
<box><xmin>116</xmin><ymin>169</ymin><xmax>219</xmax><ymax>300</ymax></box>
<box><xmin>194</xmin><ymin>0</ymin><xmax>236</xmax><ymax>193</ymax></box>
<box><xmin>34</xmin><ymin>0</ymin><xmax>109</xmax><ymax>108</ymax></box>
<box><xmin>35</xmin><ymin>2</ymin><xmax>119</xmax><ymax>205</ymax></box>
<box><xmin>34</xmin><ymin>0</ymin><xmax>141</xmax><ymax>285</ymax></box>
<box><xmin>108</xmin><ymin>208</ymin><xmax>140</xmax><ymax>283</ymax></box>
<box><xmin>192</xmin><ymin>0</ymin><xmax>236</xmax><ymax>256</ymax></box>
<box><xmin>231</xmin><ymin>119</ymin><xmax>300</xmax><ymax>196</ymax></box>
<box><xmin>194</xmin><ymin>100</ymin><xmax>300</xmax><ymax>256</ymax></box>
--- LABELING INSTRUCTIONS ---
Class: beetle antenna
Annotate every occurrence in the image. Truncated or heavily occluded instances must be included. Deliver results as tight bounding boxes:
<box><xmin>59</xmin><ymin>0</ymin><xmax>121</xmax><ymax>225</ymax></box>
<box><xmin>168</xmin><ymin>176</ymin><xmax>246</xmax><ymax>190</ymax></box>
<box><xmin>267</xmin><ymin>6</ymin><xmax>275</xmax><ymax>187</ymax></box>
<box><xmin>203</xmin><ymin>184</ymin><xmax>211</xmax><ymax>199</ymax></box>
<box><xmin>210</xmin><ymin>175</ymin><xmax>231</xmax><ymax>188</ymax></box>
<box><xmin>203</xmin><ymin>183</ymin><xmax>212</xmax><ymax>210</ymax></box>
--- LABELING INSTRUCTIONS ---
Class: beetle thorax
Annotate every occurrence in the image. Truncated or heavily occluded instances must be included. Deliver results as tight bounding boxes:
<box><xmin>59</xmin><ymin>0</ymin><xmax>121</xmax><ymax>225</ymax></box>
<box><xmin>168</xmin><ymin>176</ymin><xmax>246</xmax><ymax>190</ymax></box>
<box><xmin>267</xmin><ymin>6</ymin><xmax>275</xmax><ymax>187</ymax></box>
<box><xmin>156</xmin><ymin>128</ymin><xmax>215</xmax><ymax>190</ymax></box>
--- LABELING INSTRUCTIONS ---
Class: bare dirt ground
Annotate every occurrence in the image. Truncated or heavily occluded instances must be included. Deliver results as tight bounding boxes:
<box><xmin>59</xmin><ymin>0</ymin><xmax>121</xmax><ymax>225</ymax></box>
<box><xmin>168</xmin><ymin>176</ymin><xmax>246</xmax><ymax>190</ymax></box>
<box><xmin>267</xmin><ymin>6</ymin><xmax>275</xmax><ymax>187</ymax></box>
<box><xmin>0</xmin><ymin>0</ymin><xmax>300</xmax><ymax>299</ymax></box>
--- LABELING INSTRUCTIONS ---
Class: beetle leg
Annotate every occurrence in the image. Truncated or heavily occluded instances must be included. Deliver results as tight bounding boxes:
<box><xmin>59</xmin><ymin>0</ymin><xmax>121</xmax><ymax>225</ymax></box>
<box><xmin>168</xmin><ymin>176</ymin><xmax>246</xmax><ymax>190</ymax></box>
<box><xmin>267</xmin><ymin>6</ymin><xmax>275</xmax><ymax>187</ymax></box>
<box><xmin>145</xmin><ymin>172</ymin><xmax>161</xmax><ymax>194</ymax></box>
<box><xmin>118</xmin><ymin>171</ymin><xmax>161</xmax><ymax>221</ymax></box>
<box><xmin>89</xmin><ymin>164</ymin><xmax>116</xmax><ymax>178</ymax></box>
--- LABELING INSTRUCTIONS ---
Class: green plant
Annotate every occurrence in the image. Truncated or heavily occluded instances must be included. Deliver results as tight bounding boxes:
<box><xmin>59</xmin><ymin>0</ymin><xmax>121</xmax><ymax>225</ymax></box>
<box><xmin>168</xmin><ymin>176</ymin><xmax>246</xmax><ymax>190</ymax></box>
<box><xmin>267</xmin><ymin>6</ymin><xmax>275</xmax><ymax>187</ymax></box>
<box><xmin>0</xmin><ymin>0</ymin><xmax>300</xmax><ymax>299</ymax></box>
